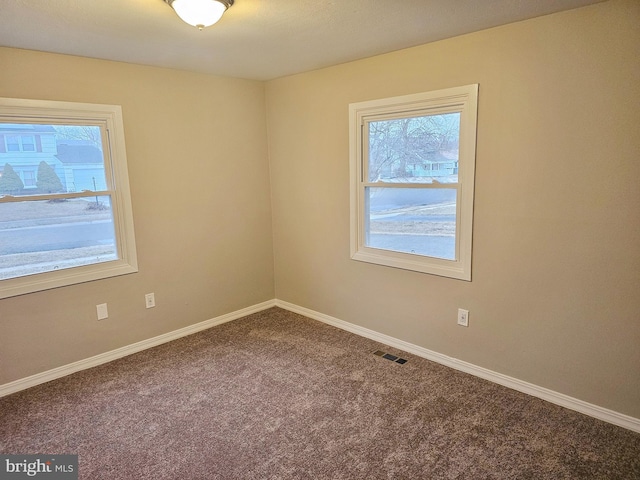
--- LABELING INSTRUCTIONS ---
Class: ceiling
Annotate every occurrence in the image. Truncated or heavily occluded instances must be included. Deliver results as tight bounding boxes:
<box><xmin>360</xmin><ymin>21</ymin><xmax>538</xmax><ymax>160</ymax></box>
<box><xmin>0</xmin><ymin>0</ymin><xmax>605</xmax><ymax>81</ymax></box>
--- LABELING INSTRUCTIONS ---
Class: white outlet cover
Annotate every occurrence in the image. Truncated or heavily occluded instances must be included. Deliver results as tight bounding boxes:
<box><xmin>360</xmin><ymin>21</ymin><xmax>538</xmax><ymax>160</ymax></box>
<box><xmin>97</xmin><ymin>303</ymin><xmax>108</xmax><ymax>320</ymax></box>
<box><xmin>457</xmin><ymin>308</ymin><xmax>469</xmax><ymax>327</ymax></box>
<box><xmin>145</xmin><ymin>293</ymin><xmax>155</xmax><ymax>308</ymax></box>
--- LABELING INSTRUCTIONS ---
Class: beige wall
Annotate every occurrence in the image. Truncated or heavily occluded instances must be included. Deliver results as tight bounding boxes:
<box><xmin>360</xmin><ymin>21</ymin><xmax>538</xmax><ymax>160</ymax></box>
<box><xmin>1</xmin><ymin>0</ymin><xmax>638</xmax><ymax>420</ymax></box>
<box><xmin>0</xmin><ymin>48</ymin><xmax>275</xmax><ymax>383</ymax></box>
<box><xmin>266</xmin><ymin>0</ymin><xmax>640</xmax><ymax>417</ymax></box>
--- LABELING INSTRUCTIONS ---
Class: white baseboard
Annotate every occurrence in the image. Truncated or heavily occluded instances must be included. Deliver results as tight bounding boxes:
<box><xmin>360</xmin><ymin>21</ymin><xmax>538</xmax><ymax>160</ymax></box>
<box><xmin>275</xmin><ymin>299</ymin><xmax>640</xmax><ymax>434</ymax></box>
<box><xmin>2</xmin><ymin>297</ymin><xmax>638</xmax><ymax>434</ymax></box>
<box><xmin>0</xmin><ymin>299</ymin><xmax>276</xmax><ymax>399</ymax></box>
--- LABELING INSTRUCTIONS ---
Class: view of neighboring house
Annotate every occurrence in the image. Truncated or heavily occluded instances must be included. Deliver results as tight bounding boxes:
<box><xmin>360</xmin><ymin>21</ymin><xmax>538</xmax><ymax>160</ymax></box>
<box><xmin>0</xmin><ymin>124</ymin><xmax>105</xmax><ymax>194</ymax></box>
<box><xmin>55</xmin><ymin>139</ymin><xmax>107</xmax><ymax>192</ymax></box>
<box><xmin>401</xmin><ymin>150</ymin><xmax>459</xmax><ymax>180</ymax></box>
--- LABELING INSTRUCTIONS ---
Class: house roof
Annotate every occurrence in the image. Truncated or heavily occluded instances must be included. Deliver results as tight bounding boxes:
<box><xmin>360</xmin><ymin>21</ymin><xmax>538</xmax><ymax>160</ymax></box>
<box><xmin>0</xmin><ymin>124</ymin><xmax>57</xmax><ymax>134</ymax></box>
<box><xmin>55</xmin><ymin>142</ymin><xmax>103</xmax><ymax>164</ymax></box>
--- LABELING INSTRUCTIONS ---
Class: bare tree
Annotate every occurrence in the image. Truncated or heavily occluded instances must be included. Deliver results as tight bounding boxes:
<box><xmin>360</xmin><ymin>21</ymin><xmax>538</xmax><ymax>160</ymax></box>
<box><xmin>54</xmin><ymin>125</ymin><xmax>102</xmax><ymax>148</ymax></box>
<box><xmin>368</xmin><ymin>113</ymin><xmax>459</xmax><ymax>182</ymax></box>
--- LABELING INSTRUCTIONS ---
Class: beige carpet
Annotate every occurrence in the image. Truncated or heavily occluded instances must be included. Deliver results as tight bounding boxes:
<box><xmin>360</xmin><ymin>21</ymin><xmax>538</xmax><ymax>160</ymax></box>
<box><xmin>1</xmin><ymin>307</ymin><xmax>639</xmax><ymax>479</ymax></box>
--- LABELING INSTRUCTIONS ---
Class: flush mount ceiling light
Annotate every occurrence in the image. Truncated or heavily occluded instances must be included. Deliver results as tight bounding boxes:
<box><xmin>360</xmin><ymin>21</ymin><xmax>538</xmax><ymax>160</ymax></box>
<box><xmin>164</xmin><ymin>0</ymin><xmax>234</xmax><ymax>30</ymax></box>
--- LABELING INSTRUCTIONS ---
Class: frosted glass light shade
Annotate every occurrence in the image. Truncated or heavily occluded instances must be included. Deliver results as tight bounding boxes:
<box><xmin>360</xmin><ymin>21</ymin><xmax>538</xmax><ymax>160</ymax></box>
<box><xmin>166</xmin><ymin>0</ymin><xmax>232</xmax><ymax>30</ymax></box>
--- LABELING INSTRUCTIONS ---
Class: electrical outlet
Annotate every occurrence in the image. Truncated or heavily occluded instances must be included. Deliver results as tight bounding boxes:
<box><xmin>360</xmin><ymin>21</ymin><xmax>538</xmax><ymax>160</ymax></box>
<box><xmin>457</xmin><ymin>308</ymin><xmax>469</xmax><ymax>327</ymax></box>
<box><xmin>97</xmin><ymin>303</ymin><xmax>108</xmax><ymax>320</ymax></box>
<box><xmin>145</xmin><ymin>293</ymin><xmax>155</xmax><ymax>309</ymax></box>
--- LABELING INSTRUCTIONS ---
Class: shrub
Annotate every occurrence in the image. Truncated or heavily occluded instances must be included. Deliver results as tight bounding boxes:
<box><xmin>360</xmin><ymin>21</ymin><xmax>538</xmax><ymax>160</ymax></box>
<box><xmin>0</xmin><ymin>163</ymin><xmax>24</xmax><ymax>195</ymax></box>
<box><xmin>36</xmin><ymin>161</ymin><xmax>64</xmax><ymax>193</ymax></box>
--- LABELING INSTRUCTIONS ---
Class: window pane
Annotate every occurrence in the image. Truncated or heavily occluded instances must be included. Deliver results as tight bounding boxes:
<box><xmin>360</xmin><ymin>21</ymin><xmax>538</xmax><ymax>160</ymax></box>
<box><xmin>368</xmin><ymin>113</ymin><xmax>460</xmax><ymax>184</ymax></box>
<box><xmin>6</xmin><ymin>135</ymin><xmax>20</xmax><ymax>152</ymax></box>
<box><xmin>0</xmin><ymin>124</ymin><xmax>107</xmax><ymax>197</ymax></box>
<box><xmin>23</xmin><ymin>170</ymin><xmax>36</xmax><ymax>188</ymax></box>
<box><xmin>0</xmin><ymin>196</ymin><xmax>117</xmax><ymax>280</ymax></box>
<box><xmin>366</xmin><ymin>187</ymin><xmax>457</xmax><ymax>260</ymax></box>
<box><xmin>21</xmin><ymin>135</ymin><xmax>36</xmax><ymax>151</ymax></box>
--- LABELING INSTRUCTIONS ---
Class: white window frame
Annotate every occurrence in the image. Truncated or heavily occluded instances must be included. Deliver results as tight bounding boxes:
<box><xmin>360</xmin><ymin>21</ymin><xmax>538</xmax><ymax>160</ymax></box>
<box><xmin>6</xmin><ymin>135</ymin><xmax>23</xmax><ymax>152</ymax></box>
<box><xmin>21</xmin><ymin>169</ymin><xmax>37</xmax><ymax>188</ymax></box>
<box><xmin>5</xmin><ymin>134</ymin><xmax>36</xmax><ymax>152</ymax></box>
<box><xmin>0</xmin><ymin>97</ymin><xmax>138</xmax><ymax>299</ymax></box>
<box><xmin>20</xmin><ymin>135</ymin><xmax>36</xmax><ymax>151</ymax></box>
<box><xmin>349</xmin><ymin>84</ymin><xmax>478</xmax><ymax>281</ymax></box>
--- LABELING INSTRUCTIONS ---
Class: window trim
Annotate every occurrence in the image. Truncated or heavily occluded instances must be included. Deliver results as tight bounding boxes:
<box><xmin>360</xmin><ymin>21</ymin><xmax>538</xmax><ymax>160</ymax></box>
<box><xmin>0</xmin><ymin>97</ymin><xmax>138</xmax><ymax>299</ymax></box>
<box><xmin>349</xmin><ymin>84</ymin><xmax>478</xmax><ymax>281</ymax></box>
<box><xmin>5</xmin><ymin>134</ymin><xmax>36</xmax><ymax>152</ymax></box>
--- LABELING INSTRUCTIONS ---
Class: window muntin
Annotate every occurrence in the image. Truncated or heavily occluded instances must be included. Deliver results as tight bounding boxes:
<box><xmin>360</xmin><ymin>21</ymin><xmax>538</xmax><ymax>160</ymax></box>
<box><xmin>0</xmin><ymin>98</ymin><xmax>137</xmax><ymax>298</ymax></box>
<box><xmin>350</xmin><ymin>85</ymin><xmax>478</xmax><ymax>280</ymax></box>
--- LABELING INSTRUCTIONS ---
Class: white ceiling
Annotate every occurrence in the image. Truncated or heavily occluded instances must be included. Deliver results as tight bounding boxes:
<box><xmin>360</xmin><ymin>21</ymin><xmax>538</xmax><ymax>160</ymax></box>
<box><xmin>0</xmin><ymin>0</ymin><xmax>605</xmax><ymax>81</ymax></box>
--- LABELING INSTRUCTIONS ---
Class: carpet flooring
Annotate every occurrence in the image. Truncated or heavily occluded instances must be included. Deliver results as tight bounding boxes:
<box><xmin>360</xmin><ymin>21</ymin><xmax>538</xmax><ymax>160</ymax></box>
<box><xmin>1</xmin><ymin>307</ymin><xmax>639</xmax><ymax>479</ymax></box>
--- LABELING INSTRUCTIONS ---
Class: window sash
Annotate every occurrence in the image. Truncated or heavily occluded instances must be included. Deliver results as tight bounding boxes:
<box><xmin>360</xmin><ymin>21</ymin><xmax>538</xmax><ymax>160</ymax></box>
<box><xmin>0</xmin><ymin>97</ymin><xmax>137</xmax><ymax>299</ymax></box>
<box><xmin>349</xmin><ymin>84</ymin><xmax>478</xmax><ymax>281</ymax></box>
<box><xmin>360</xmin><ymin>184</ymin><xmax>461</xmax><ymax>262</ymax></box>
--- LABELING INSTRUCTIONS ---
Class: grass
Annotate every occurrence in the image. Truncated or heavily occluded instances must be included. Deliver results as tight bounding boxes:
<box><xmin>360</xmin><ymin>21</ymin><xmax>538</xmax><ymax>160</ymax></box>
<box><xmin>370</xmin><ymin>202</ymin><xmax>456</xmax><ymax>236</ymax></box>
<box><xmin>0</xmin><ymin>198</ymin><xmax>110</xmax><ymax>227</ymax></box>
<box><xmin>0</xmin><ymin>198</ymin><xmax>116</xmax><ymax>279</ymax></box>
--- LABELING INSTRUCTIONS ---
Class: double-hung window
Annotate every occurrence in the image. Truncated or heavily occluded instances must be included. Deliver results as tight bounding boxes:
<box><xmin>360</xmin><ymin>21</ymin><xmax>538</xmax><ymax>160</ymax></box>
<box><xmin>6</xmin><ymin>135</ymin><xmax>36</xmax><ymax>152</ymax></box>
<box><xmin>349</xmin><ymin>85</ymin><xmax>478</xmax><ymax>280</ymax></box>
<box><xmin>0</xmin><ymin>98</ymin><xmax>138</xmax><ymax>299</ymax></box>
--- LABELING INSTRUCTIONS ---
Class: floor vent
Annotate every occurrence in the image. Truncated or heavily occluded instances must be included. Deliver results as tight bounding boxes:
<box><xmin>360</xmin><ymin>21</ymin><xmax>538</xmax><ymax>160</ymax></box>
<box><xmin>373</xmin><ymin>350</ymin><xmax>407</xmax><ymax>364</ymax></box>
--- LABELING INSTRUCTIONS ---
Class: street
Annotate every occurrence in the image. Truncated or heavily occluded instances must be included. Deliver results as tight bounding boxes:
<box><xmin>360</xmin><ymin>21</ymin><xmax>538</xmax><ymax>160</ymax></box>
<box><xmin>0</xmin><ymin>220</ymin><xmax>115</xmax><ymax>255</ymax></box>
